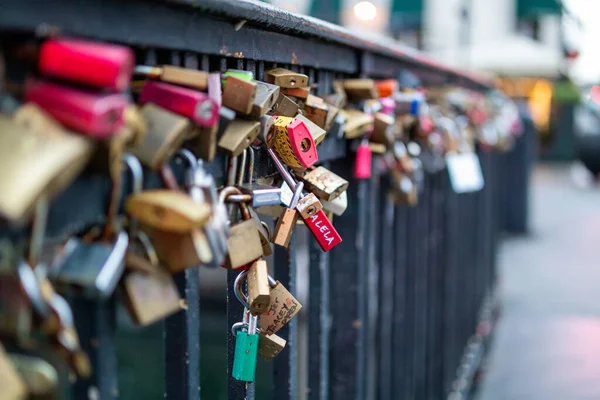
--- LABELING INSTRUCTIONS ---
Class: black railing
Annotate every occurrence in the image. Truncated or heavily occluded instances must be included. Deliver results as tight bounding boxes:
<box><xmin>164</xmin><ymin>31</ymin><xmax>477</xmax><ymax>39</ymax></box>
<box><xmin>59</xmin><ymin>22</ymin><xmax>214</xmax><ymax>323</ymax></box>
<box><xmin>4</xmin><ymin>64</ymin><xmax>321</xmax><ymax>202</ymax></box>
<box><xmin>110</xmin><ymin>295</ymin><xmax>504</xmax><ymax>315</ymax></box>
<box><xmin>0</xmin><ymin>1</ymin><xmax>527</xmax><ymax>399</ymax></box>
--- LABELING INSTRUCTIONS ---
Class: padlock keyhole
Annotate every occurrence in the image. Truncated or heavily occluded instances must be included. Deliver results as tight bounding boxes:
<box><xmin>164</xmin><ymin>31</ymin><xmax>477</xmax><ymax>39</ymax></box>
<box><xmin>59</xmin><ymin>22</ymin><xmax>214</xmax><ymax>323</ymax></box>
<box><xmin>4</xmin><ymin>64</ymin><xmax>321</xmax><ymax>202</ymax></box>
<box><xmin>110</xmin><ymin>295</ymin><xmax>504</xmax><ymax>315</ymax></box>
<box><xmin>300</xmin><ymin>138</ymin><xmax>311</xmax><ymax>152</ymax></box>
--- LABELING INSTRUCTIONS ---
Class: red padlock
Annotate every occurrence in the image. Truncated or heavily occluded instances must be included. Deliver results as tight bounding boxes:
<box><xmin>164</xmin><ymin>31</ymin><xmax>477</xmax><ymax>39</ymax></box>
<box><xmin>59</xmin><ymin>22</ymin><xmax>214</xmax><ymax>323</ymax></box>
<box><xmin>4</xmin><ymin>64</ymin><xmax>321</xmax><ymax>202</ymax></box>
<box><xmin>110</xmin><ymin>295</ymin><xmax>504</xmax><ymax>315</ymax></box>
<box><xmin>39</xmin><ymin>38</ymin><xmax>134</xmax><ymax>92</ymax></box>
<box><xmin>354</xmin><ymin>139</ymin><xmax>372</xmax><ymax>179</ymax></box>
<box><xmin>303</xmin><ymin>209</ymin><xmax>343</xmax><ymax>252</ymax></box>
<box><xmin>24</xmin><ymin>78</ymin><xmax>127</xmax><ymax>138</ymax></box>
<box><xmin>271</xmin><ymin>117</ymin><xmax>318</xmax><ymax>169</ymax></box>
<box><xmin>139</xmin><ymin>81</ymin><xmax>219</xmax><ymax>127</ymax></box>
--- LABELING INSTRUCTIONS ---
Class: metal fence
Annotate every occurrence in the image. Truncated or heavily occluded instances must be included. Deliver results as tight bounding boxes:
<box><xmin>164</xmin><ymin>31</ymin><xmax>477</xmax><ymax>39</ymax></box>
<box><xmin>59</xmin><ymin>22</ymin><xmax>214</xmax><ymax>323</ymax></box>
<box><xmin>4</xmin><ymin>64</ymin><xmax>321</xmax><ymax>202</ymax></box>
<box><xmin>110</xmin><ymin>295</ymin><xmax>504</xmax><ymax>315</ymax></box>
<box><xmin>0</xmin><ymin>1</ymin><xmax>522</xmax><ymax>399</ymax></box>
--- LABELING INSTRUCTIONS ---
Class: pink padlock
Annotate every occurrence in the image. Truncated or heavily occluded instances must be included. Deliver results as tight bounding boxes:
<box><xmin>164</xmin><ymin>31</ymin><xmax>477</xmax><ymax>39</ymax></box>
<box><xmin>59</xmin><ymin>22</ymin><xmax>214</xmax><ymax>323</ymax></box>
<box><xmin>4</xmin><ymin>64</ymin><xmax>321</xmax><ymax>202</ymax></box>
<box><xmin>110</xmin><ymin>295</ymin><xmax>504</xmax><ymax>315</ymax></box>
<box><xmin>380</xmin><ymin>97</ymin><xmax>395</xmax><ymax>116</ymax></box>
<box><xmin>139</xmin><ymin>81</ymin><xmax>219</xmax><ymax>127</ymax></box>
<box><xmin>39</xmin><ymin>38</ymin><xmax>134</xmax><ymax>92</ymax></box>
<box><xmin>24</xmin><ymin>78</ymin><xmax>127</xmax><ymax>138</ymax></box>
<box><xmin>354</xmin><ymin>139</ymin><xmax>372</xmax><ymax>179</ymax></box>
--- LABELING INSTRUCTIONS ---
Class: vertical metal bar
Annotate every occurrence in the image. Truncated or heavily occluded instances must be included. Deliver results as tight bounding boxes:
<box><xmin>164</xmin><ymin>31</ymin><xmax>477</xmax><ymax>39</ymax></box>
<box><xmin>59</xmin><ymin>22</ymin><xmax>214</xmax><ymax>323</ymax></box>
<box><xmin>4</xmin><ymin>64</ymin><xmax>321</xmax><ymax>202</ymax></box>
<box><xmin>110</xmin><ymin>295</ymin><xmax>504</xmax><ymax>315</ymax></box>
<box><xmin>414</xmin><ymin>181</ymin><xmax>428</xmax><ymax>400</ymax></box>
<box><xmin>392</xmin><ymin>206</ymin><xmax>409</xmax><ymax>398</ymax></box>
<box><xmin>404</xmin><ymin>205</ymin><xmax>417</xmax><ymax>400</ymax></box>
<box><xmin>377</xmin><ymin>185</ymin><xmax>395</xmax><ymax>400</ymax></box>
<box><xmin>274</xmin><ymin>236</ymin><xmax>298</xmax><ymax>400</ymax></box>
<box><xmin>227</xmin><ymin>269</ymin><xmax>252</xmax><ymax>400</ymax></box>
<box><xmin>328</xmin><ymin>157</ymin><xmax>370</xmax><ymax>400</ymax></box>
<box><xmin>164</xmin><ymin>269</ymin><xmax>201</xmax><ymax>400</ymax></box>
<box><xmin>72</xmin><ymin>298</ymin><xmax>118</xmax><ymax>400</ymax></box>
<box><xmin>425</xmin><ymin>174</ymin><xmax>439</xmax><ymax>400</ymax></box>
<box><xmin>257</xmin><ymin>61</ymin><xmax>265</xmax><ymax>81</ymax></box>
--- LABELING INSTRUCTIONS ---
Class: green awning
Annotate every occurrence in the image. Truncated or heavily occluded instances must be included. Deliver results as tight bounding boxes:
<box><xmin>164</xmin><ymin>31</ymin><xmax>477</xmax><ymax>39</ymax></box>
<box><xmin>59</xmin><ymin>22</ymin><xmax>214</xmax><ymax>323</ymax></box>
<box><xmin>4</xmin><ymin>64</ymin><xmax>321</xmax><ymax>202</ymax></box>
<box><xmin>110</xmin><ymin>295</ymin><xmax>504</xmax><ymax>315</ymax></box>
<box><xmin>518</xmin><ymin>0</ymin><xmax>562</xmax><ymax>17</ymax></box>
<box><xmin>392</xmin><ymin>0</ymin><xmax>423</xmax><ymax>15</ymax></box>
<box><xmin>309</xmin><ymin>0</ymin><xmax>342</xmax><ymax>25</ymax></box>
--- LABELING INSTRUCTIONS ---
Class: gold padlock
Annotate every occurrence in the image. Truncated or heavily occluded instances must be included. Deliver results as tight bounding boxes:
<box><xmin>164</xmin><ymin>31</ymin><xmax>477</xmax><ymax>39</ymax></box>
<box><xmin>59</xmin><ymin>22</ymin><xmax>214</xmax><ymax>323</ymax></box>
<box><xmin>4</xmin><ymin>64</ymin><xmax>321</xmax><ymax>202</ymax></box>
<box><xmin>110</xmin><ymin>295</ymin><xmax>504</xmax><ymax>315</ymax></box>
<box><xmin>272</xmin><ymin>208</ymin><xmax>299</xmax><ymax>248</ymax></box>
<box><xmin>218</xmin><ymin>119</ymin><xmax>261</xmax><ymax>157</ymax></box>
<box><xmin>135</xmin><ymin>65</ymin><xmax>209</xmax><ymax>90</ymax></box>
<box><xmin>265</xmin><ymin>68</ymin><xmax>308</xmax><ymax>88</ymax></box>
<box><xmin>371</xmin><ymin>112</ymin><xmax>395</xmax><ymax>145</ymax></box>
<box><xmin>339</xmin><ymin>79</ymin><xmax>379</xmax><ymax>100</ymax></box>
<box><xmin>247</xmin><ymin>259</ymin><xmax>271</xmax><ymax>315</ymax></box>
<box><xmin>0</xmin><ymin>114</ymin><xmax>94</xmax><ymax>222</ymax></box>
<box><xmin>259</xmin><ymin>280</ymin><xmax>302</xmax><ymax>335</ymax></box>
<box><xmin>303</xmin><ymin>95</ymin><xmax>329</xmax><ymax>129</ymax></box>
<box><xmin>341</xmin><ymin>109</ymin><xmax>374</xmax><ymax>140</ymax></box>
<box><xmin>258</xmin><ymin>331</ymin><xmax>287</xmax><ymax>360</ymax></box>
<box><xmin>272</xmin><ymin>93</ymin><xmax>300</xmax><ymax>117</ymax></box>
<box><xmin>0</xmin><ymin>345</ymin><xmax>26</xmax><ymax>400</ymax></box>
<box><xmin>300</xmin><ymin>166</ymin><xmax>348</xmax><ymax>201</ymax></box>
<box><xmin>295</xmin><ymin>193</ymin><xmax>323</xmax><ymax>219</ymax></box>
<box><xmin>251</xmin><ymin>81</ymin><xmax>280</xmax><ymax>117</ymax></box>
<box><xmin>281</xmin><ymin>86</ymin><xmax>310</xmax><ymax>100</ymax></box>
<box><xmin>130</xmin><ymin>103</ymin><xmax>194</xmax><ymax>171</ymax></box>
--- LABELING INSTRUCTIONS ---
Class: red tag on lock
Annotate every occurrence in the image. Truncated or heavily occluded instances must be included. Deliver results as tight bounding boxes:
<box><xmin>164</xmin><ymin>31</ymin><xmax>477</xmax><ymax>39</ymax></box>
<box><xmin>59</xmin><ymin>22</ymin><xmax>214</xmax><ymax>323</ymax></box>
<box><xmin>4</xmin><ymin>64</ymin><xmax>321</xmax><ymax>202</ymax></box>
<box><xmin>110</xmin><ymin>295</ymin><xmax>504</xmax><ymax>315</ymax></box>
<box><xmin>140</xmin><ymin>81</ymin><xmax>219</xmax><ymax>127</ymax></box>
<box><xmin>354</xmin><ymin>141</ymin><xmax>372</xmax><ymax>179</ymax></box>
<box><xmin>39</xmin><ymin>38</ymin><xmax>134</xmax><ymax>92</ymax></box>
<box><xmin>303</xmin><ymin>209</ymin><xmax>342</xmax><ymax>252</ymax></box>
<box><xmin>24</xmin><ymin>78</ymin><xmax>127</xmax><ymax>138</ymax></box>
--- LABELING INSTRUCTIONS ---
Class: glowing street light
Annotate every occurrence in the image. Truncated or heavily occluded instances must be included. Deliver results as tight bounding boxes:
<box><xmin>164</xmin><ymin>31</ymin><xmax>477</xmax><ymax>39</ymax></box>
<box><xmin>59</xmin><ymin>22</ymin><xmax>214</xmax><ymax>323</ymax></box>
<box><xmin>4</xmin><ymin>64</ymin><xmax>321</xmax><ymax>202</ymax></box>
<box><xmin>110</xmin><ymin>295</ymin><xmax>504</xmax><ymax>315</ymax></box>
<box><xmin>353</xmin><ymin>1</ymin><xmax>377</xmax><ymax>22</ymax></box>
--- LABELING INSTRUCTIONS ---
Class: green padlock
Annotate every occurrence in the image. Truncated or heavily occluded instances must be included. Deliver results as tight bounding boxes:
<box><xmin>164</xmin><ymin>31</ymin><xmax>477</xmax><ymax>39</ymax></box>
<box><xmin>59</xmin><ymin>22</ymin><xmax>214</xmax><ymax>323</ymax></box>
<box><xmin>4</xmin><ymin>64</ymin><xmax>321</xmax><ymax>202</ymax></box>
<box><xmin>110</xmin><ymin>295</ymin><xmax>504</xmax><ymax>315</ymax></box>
<box><xmin>231</xmin><ymin>317</ymin><xmax>259</xmax><ymax>382</ymax></box>
<box><xmin>222</xmin><ymin>69</ymin><xmax>254</xmax><ymax>86</ymax></box>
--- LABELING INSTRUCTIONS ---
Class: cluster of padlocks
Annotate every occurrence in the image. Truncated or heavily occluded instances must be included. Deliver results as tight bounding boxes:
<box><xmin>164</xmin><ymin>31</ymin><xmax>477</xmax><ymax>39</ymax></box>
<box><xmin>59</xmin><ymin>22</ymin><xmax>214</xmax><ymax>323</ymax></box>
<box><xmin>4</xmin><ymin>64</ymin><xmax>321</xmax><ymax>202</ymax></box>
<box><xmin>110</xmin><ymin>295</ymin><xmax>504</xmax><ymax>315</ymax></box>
<box><xmin>0</xmin><ymin>37</ymin><xmax>521</xmax><ymax>396</ymax></box>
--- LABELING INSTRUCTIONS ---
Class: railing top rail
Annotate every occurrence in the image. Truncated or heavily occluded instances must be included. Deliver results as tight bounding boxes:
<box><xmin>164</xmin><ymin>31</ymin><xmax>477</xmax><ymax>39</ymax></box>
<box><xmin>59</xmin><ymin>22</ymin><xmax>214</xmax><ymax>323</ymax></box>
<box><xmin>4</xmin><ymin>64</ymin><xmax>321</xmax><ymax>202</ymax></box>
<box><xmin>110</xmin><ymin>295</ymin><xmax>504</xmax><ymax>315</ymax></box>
<box><xmin>168</xmin><ymin>0</ymin><xmax>494</xmax><ymax>88</ymax></box>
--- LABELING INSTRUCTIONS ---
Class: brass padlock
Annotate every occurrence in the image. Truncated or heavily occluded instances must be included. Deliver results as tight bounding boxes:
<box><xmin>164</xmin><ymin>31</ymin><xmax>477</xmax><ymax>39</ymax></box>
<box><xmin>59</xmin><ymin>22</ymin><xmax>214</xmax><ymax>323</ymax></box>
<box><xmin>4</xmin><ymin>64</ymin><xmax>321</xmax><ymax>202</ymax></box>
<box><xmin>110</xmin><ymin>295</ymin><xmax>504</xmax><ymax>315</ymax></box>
<box><xmin>265</xmin><ymin>68</ymin><xmax>308</xmax><ymax>88</ymax></box>
<box><xmin>218</xmin><ymin>119</ymin><xmax>261</xmax><ymax>157</ymax></box>
<box><xmin>194</xmin><ymin>106</ymin><xmax>236</xmax><ymax>162</ymax></box>
<box><xmin>251</xmin><ymin>81</ymin><xmax>280</xmax><ymax>117</ymax></box>
<box><xmin>371</xmin><ymin>112</ymin><xmax>395</xmax><ymax>145</ymax></box>
<box><xmin>9</xmin><ymin>354</ymin><xmax>59</xmax><ymax>399</ymax></box>
<box><xmin>303</xmin><ymin>95</ymin><xmax>329</xmax><ymax>129</ymax></box>
<box><xmin>339</xmin><ymin>79</ymin><xmax>379</xmax><ymax>100</ymax></box>
<box><xmin>295</xmin><ymin>114</ymin><xmax>326</xmax><ymax>146</ymax></box>
<box><xmin>0</xmin><ymin>114</ymin><xmax>94</xmax><ymax>222</ymax></box>
<box><xmin>248</xmin><ymin>207</ymin><xmax>273</xmax><ymax>256</ymax></box>
<box><xmin>130</xmin><ymin>103</ymin><xmax>194</xmax><ymax>171</ymax></box>
<box><xmin>135</xmin><ymin>65</ymin><xmax>209</xmax><ymax>90</ymax></box>
<box><xmin>221</xmin><ymin>188</ymin><xmax>264</xmax><ymax>270</ymax></box>
<box><xmin>247</xmin><ymin>259</ymin><xmax>270</xmax><ymax>315</ymax></box>
<box><xmin>300</xmin><ymin>166</ymin><xmax>348</xmax><ymax>201</ymax></box>
<box><xmin>259</xmin><ymin>279</ymin><xmax>302</xmax><ymax>335</ymax></box>
<box><xmin>295</xmin><ymin>193</ymin><xmax>323</xmax><ymax>219</ymax></box>
<box><xmin>0</xmin><ymin>345</ymin><xmax>27</xmax><ymax>400</ymax></box>
<box><xmin>13</xmin><ymin>103</ymin><xmax>65</xmax><ymax>137</ymax></box>
<box><xmin>125</xmin><ymin>189</ymin><xmax>211</xmax><ymax>233</ymax></box>
<box><xmin>280</xmin><ymin>86</ymin><xmax>310</xmax><ymax>100</ymax></box>
<box><xmin>323</xmin><ymin>92</ymin><xmax>347</xmax><ymax>109</ymax></box>
<box><xmin>271</xmin><ymin>93</ymin><xmax>301</xmax><ymax>117</ymax></box>
<box><xmin>272</xmin><ymin>207</ymin><xmax>299</xmax><ymax>248</ymax></box>
<box><xmin>223</xmin><ymin>75</ymin><xmax>257</xmax><ymax>115</ymax></box>
<box><xmin>258</xmin><ymin>331</ymin><xmax>287</xmax><ymax>360</ymax></box>
<box><xmin>341</xmin><ymin>109</ymin><xmax>374</xmax><ymax>140</ymax></box>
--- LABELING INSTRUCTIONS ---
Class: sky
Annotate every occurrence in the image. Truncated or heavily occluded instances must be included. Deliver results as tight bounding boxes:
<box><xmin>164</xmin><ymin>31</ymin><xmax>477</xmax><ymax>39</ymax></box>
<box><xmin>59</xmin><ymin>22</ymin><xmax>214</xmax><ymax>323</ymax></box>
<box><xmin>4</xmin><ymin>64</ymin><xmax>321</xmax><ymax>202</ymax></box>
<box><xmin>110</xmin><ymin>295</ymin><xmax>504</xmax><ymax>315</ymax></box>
<box><xmin>563</xmin><ymin>0</ymin><xmax>600</xmax><ymax>84</ymax></box>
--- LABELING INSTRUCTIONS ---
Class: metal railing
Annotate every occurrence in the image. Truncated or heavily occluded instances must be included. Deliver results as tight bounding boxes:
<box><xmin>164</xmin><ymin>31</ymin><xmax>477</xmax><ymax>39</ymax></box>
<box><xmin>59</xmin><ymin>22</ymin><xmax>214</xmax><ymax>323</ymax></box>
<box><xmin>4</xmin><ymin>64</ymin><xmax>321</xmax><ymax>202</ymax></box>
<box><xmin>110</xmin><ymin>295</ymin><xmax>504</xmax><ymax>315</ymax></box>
<box><xmin>0</xmin><ymin>1</ymin><xmax>523</xmax><ymax>399</ymax></box>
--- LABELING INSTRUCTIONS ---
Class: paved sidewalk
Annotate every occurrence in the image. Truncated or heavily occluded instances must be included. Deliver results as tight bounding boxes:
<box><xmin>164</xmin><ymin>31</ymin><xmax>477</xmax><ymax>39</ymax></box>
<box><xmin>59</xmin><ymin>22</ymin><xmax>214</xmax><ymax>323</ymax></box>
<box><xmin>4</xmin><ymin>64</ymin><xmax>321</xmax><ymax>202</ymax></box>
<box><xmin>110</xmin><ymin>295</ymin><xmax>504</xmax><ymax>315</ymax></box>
<box><xmin>479</xmin><ymin>165</ymin><xmax>600</xmax><ymax>400</ymax></box>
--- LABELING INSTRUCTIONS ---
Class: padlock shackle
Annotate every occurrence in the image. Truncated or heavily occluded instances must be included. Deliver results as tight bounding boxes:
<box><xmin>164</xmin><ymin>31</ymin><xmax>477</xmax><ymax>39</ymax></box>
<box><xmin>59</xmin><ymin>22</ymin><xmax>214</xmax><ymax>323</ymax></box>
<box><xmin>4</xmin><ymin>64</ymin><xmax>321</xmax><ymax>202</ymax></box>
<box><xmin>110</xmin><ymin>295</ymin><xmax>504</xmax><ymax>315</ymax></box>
<box><xmin>233</xmin><ymin>269</ymin><xmax>250</xmax><ymax>308</ymax></box>
<box><xmin>123</xmin><ymin>154</ymin><xmax>144</xmax><ymax>236</ymax></box>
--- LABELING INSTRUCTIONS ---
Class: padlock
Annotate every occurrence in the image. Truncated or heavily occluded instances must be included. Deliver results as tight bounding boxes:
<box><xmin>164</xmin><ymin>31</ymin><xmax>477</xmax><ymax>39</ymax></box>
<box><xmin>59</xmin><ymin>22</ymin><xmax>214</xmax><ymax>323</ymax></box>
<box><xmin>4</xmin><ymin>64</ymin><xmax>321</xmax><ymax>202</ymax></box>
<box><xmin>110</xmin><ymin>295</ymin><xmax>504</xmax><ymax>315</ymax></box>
<box><xmin>122</xmin><ymin>255</ymin><xmax>182</xmax><ymax>326</ymax></box>
<box><xmin>271</xmin><ymin>93</ymin><xmax>300</xmax><ymax>117</ymax></box>
<box><xmin>369</xmin><ymin>142</ymin><xmax>387</xmax><ymax>154</ymax></box>
<box><xmin>354</xmin><ymin>139</ymin><xmax>373</xmax><ymax>179</ymax></box>
<box><xmin>295</xmin><ymin>193</ymin><xmax>323</xmax><ymax>220</ymax></box>
<box><xmin>394</xmin><ymin>92</ymin><xmax>424</xmax><ymax>116</ymax></box>
<box><xmin>259</xmin><ymin>279</ymin><xmax>302</xmax><ymax>335</ymax></box>
<box><xmin>185</xmin><ymin>155</ymin><xmax>230</xmax><ymax>268</ymax></box>
<box><xmin>321</xmin><ymin>190</ymin><xmax>348</xmax><ymax>216</ymax></box>
<box><xmin>258</xmin><ymin>331</ymin><xmax>287</xmax><ymax>360</ymax></box>
<box><xmin>0</xmin><ymin>345</ymin><xmax>27</xmax><ymax>400</ymax></box>
<box><xmin>13</xmin><ymin>103</ymin><xmax>68</xmax><ymax>137</ymax></box>
<box><xmin>376</xmin><ymin>79</ymin><xmax>398</xmax><ymax>98</ymax></box>
<box><xmin>125</xmin><ymin>189</ymin><xmax>211</xmax><ymax>233</ymax></box>
<box><xmin>248</xmin><ymin>207</ymin><xmax>273</xmax><ymax>257</ymax></box>
<box><xmin>266</xmin><ymin>148</ymin><xmax>342</xmax><ymax>252</ymax></box>
<box><xmin>129</xmin><ymin>103</ymin><xmax>194</xmax><ymax>171</ymax></box>
<box><xmin>231</xmin><ymin>317</ymin><xmax>259</xmax><ymax>382</ymax></box>
<box><xmin>49</xmin><ymin>230</ymin><xmax>129</xmax><ymax>299</ymax></box>
<box><xmin>323</xmin><ymin>92</ymin><xmax>347</xmax><ymax>109</ymax></box>
<box><xmin>39</xmin><ymin>38</ymin><xmax>134</xmax><ymax>91</ymax></box>
<box><xmin>280</xmin><ymin>86</ymin><xmax>310</xmax><ymax>100</ymax></box>
<box><xmin>300</xmin><ymin>166</ymin><xmax>349</xmax><ymax>201</ymax></box>
<box><xmin>135</xmin><ymin>65</ymin><xmax>208</xmax><ymax>90</ymax></box>
<box><xmin>303</xmin><ymin>95</ymin><xmax>329</xmax><ymax>129</ymax></box>
<box><xmin>24</xmin><ymin>78</ymin><xmax>128</xmax><ymax>138</ymax></box>
<box><xmin>0</xmin><ymin>115</ymin><xmax>94</xmax><ymax>222</ymax></box>
<box><xmin>271</xmin><ymin>116</ymin><xmax>318</xmax><ymax>169</ymax></box>
<box><xmin>339</xmin><ymin>79</ymin><xmax>379</xmax><ymax>100</ymax></box>
<box><xmin>341</xmin><ymin>109</ymin><xmax>374</xmax><ymax>139</ymax></box>
<box><xmin>246</xmin><ymin>260</ymin><xmax>271</xmax><ymax>315</ymax></box>
<box><xmin>223</xmin><ymin>69</ymin><xmax>254</xmax><ymax>82</ymax></box>
<box><xmin>218</xmin><ymin>119</ymin><xmax>261</xmax><ymax>157</ymax></box>
<box><xmin>265</xmin><ymin>68</ymin><xmax>308</xmax><ymax>88</ymax></box>
<box><xmin>221</xmin><ymin>188</ymin><xmax>264</xmax><ymax>269</ymax></box>
<box><xmin>237</xmin><ymin>184</ymin><xmax>282</xmax><ymax>209</ymax></box>
<box><xmin>258</xmin><ymin>114</ymin><xmax>276</xmax><ymax>148</ymax></box>
<box><xmin>139</xmin><ymin>81</ymin><xmax>218</xmax><ymax>127</ymax></box>
<box><xmin>272</xmin><ymin>208</ymin><xmax>300</xmax><ymax>248</ymax></box>
<box><xmin>194</xmin><ymin>105</ymin><xmax>235</xmax><ymax>162</ymax></box>
<box><xmin>8</xmin><ymin>353</ymin><xmax>59</xmax><ymax>399</ymax></box>
<box><xmin>222</xmin><ymin>75</ymin><xmax>257</xmax><ymax>115</ymax></box>
<box><xmin>295</xmin><ymin>114</ymin><xmax>326</xmax><ymax>146</ymax></box>
<box><xmin>371</xmin><ymin>112</ymin><xmax>395</xmax><ymax>145</ymax></box>
<box><xmin>251</xmin><ymin>81</ymin><xmax>280</xmax><ymax>117</ymax></box>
